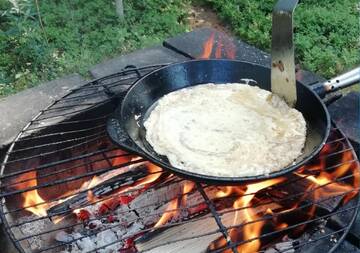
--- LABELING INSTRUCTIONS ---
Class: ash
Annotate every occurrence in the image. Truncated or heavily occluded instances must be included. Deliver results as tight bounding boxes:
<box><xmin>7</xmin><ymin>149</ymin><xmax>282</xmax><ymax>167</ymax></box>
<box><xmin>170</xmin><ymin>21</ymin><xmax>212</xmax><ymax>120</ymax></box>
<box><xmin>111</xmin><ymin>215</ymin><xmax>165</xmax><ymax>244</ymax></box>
<box><xmin>60</xmin><ymin>201</ymin><xmax>144</xmax><ymax>253</ymax></box>
<box><xmin>18</xmin><ymin>215</ymin><xmax>53</xmax><ymax>251</ymax></box>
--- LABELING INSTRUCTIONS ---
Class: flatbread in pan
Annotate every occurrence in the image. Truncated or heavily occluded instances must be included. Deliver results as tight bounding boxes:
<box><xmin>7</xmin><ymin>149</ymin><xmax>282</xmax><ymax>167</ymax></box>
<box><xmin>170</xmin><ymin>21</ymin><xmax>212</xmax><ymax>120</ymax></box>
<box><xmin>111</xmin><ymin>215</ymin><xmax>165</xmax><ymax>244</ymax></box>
<box><xmin>144</xmin><ymin>83</ymin><xmax>306</xmax><ymax>177</ymax></box>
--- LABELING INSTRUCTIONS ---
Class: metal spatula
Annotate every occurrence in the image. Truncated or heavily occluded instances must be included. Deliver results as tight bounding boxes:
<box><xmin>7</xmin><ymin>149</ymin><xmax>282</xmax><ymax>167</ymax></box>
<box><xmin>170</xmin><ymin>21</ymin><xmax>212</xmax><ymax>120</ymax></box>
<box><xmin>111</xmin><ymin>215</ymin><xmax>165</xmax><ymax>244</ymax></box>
<box><xmin>271</xmin><ymin>0</ymin><xmax>299</xmax><ymax>107</ymax></box>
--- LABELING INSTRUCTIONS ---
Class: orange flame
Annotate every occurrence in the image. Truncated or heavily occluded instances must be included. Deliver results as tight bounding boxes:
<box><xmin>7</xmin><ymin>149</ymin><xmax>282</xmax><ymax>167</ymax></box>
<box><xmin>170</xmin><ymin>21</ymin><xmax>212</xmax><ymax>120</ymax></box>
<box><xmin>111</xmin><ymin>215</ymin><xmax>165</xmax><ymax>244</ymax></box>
<box><xmin>12</xmin><ymin>171</ymin><xmax>49</xmax><ymax>216</ymax></box>
<box><xmin>233</xmin><ymin>178</ymin><xmax>284</xmax><ymax>252</ymax></box>
<box><xmin>133</xmin><ymin>162</ymin><xmax>163</xmax><ymax>188</ymax></box>
<box><xmin>70</xmin><ymin>161</ymin><xmax>163</xmax><ymax>217</ymax></box>
<box><xmin>154</xmin><ymin>181</ymin><xmax>195</xmax><ymax>228</ymax></box>
<box><xmin>182</xmin><ymin>181</ymin><xmax>195</xmax><ymax>204</ymax></box>
<box><xmin>154</xmin><ymin>198</ymin><xmax>179</xmax><ymax>228</ymax></box>
<box><xmin>200</xmin><ymin>32</ymin><xmax>215</xmax><ymax>59</ymax></box>
<box><xmin>199</xmin><ymin>32</ymin><xmax>236</xmax><ymax>59</ymax></box>
<box><xmin>296</xmin><ymin>150</ymin><xmax>359</xmax><ymax>206</ymax></box>
<box><xmin>216</xmin><ymin>186</ymin><xmax>245</xmax><ymax>198</ymax></box>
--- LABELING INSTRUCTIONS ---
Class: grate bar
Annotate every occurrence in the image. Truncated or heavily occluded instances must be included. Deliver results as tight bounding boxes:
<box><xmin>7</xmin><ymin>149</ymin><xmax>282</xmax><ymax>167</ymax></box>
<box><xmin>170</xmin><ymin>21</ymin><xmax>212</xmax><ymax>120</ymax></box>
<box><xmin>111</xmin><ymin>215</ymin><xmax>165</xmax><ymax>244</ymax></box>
<box><xmin>2</xmin><ymin>134</ymin><xmax>108</xmax><ymax>166</ymax></box>
<box><xmin>33</xmin><ymin>99</ymin><xmax>112</xmax><ymax>122</ymax></box>
<box><xmin>23</xmin><ymin>115</ymin><xmax>110</xmax><ymax>132</ymax></box>
<box><xmin>196</xmin><ymin>183</ymin><xmax>238</xmax><ymax>253</ymax></box>
<box><xmin>40</xmin><ymin>102</ymin><xmax>98</xmax><ymax>112</ymax></box>
<box><xmin>11</xmin><ymin>130</ymin><xmax>106</xmax><ymax>153</ymax></box>
<box><xmin>17</xmin><ymin>124</ymin><xmax>106</xmax><ymax>141</ymax></box>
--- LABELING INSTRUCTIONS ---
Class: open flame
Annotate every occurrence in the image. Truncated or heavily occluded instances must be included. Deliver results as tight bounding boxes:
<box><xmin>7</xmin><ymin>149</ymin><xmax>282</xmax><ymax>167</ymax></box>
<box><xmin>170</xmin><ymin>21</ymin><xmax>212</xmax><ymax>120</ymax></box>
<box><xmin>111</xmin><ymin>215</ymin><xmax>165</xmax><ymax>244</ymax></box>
<box><xmin>296</xmin><ymin>147</ymin><xmax>360</xmax><ymax>206</ymax></box>
<box><xmin>212</xmin><ymin>178</ymin><xmax>285</xmax><ymax>252</ymax></box>
<box><xmin>12</xmin><ymin>127</ymin><xmax>358</xmax><ymax>253</ymax></box>
<box><xmin>77</xmin><ymin>157</ymin><xmax>163</xmax><ymax>208</ymax></box>
<box><xmin>199</xmin><ymin>32</ymin><xmax>236</xmax><ymax>59</ymax></box>
<box><xmin>200</xmin><ymin>32</ymin><xmax>215</xmax><ymax>59</ymax></box>
<box><xmin>12</xmin><ymin>171</ymin><xmax>49</xmax><ymax>216</ymax></box>
<box><xmin>209</xmin><ymin>137</ymin><xmax>359</xmax><ymax>252</ymax></box>
<box><xmin>72</xmin><ymin>159</ymin><xmax>163</xmax><ymax>216</ymax></box>
<box><xmin>232</xmin><ymin>178</ymin><xmax>285</xmax><ymax>252</ymax></box>
<box><xmin>132</xmin><ymin>162</ymin><xmax>163</xmax><ymax>188</ymax></box>
<box><xmin>154</xmin><ymin>181</ymin><xmax>195</xmax><ymax>227</ymax></box>
<box><xmin>154</xmin><ymin>198</ymin><xmax>179</xmax><ymax>228</ymax></box>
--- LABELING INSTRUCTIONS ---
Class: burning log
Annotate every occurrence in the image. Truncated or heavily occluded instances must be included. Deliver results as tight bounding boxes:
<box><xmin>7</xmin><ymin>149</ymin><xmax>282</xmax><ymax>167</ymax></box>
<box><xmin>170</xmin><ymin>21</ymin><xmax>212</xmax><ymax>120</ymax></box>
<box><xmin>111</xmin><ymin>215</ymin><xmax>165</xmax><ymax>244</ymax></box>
<box><xmin>47</xmin><ymin>165</ymin><xmax>149</xmax><ymax>220</ymax></box>
<box><xmin>270</xmin><ymin>173</ymin><xmax>355</xmax><ymax>213</ymax></box>
<box><xmin>265</xmin><ymin>241</ymin><xmax>294</xmax><ymax>253</ymax></box>
<box><xmin>135</xmin><ymin>202</ymin><xmax>281</xmax><ymax>253</ymax></box>
<box><xmin>129</xmin><ymin>185</ymin><xmax>219</xmax><ymax>225</ymax></box>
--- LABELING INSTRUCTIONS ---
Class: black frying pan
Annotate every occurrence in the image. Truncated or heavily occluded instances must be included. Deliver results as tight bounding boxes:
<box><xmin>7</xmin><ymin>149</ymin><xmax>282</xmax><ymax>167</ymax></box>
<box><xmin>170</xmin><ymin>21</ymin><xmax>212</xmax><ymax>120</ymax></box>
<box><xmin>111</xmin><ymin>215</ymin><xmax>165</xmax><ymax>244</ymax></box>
<box><xmin>107</xmin><ymin>59</ymin><xmax>336</xmax><ymax>184</ymax></box>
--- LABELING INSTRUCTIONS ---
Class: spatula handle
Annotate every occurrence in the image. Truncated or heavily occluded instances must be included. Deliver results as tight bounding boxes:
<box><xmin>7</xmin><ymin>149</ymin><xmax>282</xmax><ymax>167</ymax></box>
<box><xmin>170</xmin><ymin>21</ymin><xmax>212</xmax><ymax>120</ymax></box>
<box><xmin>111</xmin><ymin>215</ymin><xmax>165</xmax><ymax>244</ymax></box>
<box><xmin>271</xmin><ymin>0</ymin><xmax>299</xmax><ymax>107</ymax></box>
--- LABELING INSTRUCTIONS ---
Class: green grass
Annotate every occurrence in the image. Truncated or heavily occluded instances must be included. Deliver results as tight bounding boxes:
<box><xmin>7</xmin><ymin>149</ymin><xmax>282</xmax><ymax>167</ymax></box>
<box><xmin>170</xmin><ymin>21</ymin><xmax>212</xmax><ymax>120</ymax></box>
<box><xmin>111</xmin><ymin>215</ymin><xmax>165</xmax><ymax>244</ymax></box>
<box><xmin>200</xmin><ymin>0</ymin><xmax>359</xmax><ymax>79</ymax></box>
<box><xmin>0</xmin><ymin>0</ymin><xmax>190</xmax><ymax>97</ymax></box>
<box><xmin>1</xmin><ymin>0</ymin><xmax>358</xmax><ymax>97</ymax></box>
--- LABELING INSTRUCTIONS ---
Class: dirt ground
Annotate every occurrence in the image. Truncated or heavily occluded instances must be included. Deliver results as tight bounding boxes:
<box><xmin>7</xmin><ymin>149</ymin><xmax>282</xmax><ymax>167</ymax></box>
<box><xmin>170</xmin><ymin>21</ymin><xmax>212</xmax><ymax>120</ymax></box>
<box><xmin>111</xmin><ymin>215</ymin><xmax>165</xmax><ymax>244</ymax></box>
<box><xmin>187</xmin><ymin>4</ymin><xmax>232</xmax><ymax>35</ymax></box>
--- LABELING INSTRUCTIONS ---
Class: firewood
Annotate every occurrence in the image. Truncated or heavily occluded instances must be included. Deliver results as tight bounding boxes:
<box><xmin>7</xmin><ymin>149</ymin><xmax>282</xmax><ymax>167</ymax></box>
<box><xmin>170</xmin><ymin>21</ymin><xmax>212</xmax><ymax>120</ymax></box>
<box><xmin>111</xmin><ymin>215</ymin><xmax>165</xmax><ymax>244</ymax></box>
<box><xmin>135</xmin><ymin>202</ymin><xmax>281</xmax><ymax>253</ymax></box>
<box><xmin>47</xmin><ymin>166</ymin><xmax>148</xmax><ymax>220</ymax></box>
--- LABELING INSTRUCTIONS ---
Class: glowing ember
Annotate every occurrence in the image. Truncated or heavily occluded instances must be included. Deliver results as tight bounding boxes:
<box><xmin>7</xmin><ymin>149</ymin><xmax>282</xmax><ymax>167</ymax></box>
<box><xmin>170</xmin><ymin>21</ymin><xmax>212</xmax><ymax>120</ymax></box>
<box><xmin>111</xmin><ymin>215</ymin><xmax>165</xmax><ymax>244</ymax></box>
<box><xmin>12</xmin><ymin>171</ymin><xmax>48</xmax><ymax>216</ymax></box>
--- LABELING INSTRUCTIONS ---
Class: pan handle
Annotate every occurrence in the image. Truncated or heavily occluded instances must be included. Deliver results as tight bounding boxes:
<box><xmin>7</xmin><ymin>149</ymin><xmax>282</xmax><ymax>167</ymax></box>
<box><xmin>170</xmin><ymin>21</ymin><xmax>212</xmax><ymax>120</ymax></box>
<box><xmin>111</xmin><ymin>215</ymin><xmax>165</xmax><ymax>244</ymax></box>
<box><xmin>312</xmin><ymin>67</ymin><xmax>360</xmax><ymax>98</ymax></box>
<box><xmin>107</xmin><ymin>117</ymin><xmax>146</xmax><ymax>156</ymax></box>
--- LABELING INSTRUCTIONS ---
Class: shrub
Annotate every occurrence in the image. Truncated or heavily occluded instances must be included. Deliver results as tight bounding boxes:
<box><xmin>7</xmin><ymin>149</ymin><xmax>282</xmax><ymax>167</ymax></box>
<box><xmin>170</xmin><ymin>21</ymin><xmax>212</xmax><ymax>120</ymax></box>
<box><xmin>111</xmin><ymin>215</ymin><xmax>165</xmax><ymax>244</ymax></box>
<box><xmin>0</xmin><ymin>0</ymin><xmax>190</xmax><ymax>96</ymax></box>
<box><xmin>203</xmin><ymin>0</ymin><xmax>359</xmax><ymax>78</ymax></box>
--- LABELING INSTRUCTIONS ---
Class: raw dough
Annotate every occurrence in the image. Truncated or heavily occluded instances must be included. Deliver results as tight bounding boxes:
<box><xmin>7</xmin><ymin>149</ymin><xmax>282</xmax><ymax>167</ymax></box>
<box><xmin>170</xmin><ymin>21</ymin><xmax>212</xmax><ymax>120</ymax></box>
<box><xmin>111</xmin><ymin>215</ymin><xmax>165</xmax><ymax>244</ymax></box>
<box><xmin>144</xmin><ymin>83</ymin><xmax>306</xmax><ymax>177</ymax></box>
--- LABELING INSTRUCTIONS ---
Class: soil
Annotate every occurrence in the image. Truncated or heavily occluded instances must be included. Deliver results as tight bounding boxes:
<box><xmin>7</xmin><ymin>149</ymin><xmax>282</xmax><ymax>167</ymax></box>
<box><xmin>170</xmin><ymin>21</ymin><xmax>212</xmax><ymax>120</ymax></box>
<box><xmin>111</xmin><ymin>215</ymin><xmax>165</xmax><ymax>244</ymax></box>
<box><xmin>187</xmin><ymin>4</ymin><xmax>232</xmax><ymax>35</ymax></box>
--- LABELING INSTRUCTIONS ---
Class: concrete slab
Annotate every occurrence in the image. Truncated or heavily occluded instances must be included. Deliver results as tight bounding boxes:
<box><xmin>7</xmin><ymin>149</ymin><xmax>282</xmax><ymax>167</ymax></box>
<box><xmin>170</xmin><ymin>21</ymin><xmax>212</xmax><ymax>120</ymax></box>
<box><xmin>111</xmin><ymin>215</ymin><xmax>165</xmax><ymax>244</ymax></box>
<box><xmin>0</xmin><ymin>74</ymin><xmax>87</xmax><ymax>148</ymax></box>
<box><xmin>89</xmin><ymin>45</ymin><xmax>188</xmax><ymax>79</ymax></box>
<box><xmin>328</xmin><ymin>92</ymin><xmax>359</xmax><ymax>145</ymax></box>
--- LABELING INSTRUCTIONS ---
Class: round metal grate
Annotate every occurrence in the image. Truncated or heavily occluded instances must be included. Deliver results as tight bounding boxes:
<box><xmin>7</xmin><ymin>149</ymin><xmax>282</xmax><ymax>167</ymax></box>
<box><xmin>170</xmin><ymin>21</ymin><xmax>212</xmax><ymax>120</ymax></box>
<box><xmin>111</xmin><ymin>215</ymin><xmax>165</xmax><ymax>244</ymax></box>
<box><xmin>0</xmin><ymin>65</ymin><xmax>359</xmax><ymax>253</ymax></box>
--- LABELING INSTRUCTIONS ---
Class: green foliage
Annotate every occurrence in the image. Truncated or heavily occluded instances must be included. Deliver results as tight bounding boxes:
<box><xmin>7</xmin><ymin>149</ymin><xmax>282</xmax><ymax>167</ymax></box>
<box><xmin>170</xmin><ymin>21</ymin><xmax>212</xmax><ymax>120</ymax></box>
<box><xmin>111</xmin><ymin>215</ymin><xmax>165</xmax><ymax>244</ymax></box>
<box><xmin>0</xmin><ymin>0</ymin><xmax>190</xmax><ymax>96</ymax></box>
<box><xmin>202</xmin><ymin>0</ymin><xmax>359</xmax><ymax>78</ymax></box>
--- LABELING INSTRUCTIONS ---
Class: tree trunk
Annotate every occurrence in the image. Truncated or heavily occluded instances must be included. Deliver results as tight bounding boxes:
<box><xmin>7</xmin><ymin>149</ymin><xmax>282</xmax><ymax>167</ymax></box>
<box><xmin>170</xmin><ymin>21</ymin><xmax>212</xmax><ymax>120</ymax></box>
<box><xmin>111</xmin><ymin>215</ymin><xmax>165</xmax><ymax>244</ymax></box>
<box><xmin>115</xmin><ymin>0</ymin><xmax>124</xmax><ymax>19</ymax></box>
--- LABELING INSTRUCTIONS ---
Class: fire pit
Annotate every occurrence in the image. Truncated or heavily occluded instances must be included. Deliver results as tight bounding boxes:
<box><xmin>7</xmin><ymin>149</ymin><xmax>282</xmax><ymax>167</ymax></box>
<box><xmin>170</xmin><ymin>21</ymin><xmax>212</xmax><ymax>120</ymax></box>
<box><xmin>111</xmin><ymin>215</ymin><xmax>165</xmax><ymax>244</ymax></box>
<box><xmin>0</xmin><ymin>29</ymin><xmax>359</xmax><ymax>253</ymax></box>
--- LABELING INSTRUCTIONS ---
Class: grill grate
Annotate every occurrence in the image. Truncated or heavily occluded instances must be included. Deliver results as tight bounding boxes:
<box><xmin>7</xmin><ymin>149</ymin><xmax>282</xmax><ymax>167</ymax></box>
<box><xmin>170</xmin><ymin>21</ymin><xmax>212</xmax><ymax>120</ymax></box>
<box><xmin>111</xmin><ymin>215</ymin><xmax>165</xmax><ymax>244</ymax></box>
<box><xmin>0</xmin><ymin>65</ymin><xmax>359</xmax><ymax>253</ymax></box>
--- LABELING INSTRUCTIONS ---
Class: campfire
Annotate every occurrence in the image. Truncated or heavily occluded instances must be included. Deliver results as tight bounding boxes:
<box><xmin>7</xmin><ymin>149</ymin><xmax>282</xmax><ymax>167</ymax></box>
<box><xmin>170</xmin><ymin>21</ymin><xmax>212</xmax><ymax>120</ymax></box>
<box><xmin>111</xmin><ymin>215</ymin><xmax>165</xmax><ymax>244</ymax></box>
<box><xmin>0</xmin><ymin>32</ymin><xmax>359</xmax><ymax>253</ymax></box>
<box><xmin>2</xmin><ymin>127</ymin><xmax>358</xmax><ymax>253</ymax></box>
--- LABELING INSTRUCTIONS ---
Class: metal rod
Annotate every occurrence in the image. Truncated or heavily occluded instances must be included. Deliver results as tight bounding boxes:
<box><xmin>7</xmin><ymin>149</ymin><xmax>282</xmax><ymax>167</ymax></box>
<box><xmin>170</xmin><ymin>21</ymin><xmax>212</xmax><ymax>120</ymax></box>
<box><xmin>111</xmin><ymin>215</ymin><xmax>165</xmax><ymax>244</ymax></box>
<box><xmin>196</xmin><ymin>183</ymin><xmax>238</xmax><ymax>253</ymax></box>
<box><xmin>2</xmin><ymin>134</ymin><xmax>107</xmax><ymax>167</ymax></box>
<box><xmin>10</xmin><ymin>131</ymin><xmax>106</xmax><ymax>153</ymax></box>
